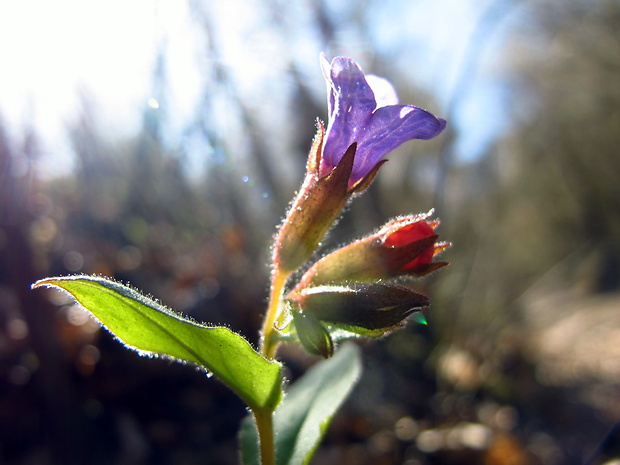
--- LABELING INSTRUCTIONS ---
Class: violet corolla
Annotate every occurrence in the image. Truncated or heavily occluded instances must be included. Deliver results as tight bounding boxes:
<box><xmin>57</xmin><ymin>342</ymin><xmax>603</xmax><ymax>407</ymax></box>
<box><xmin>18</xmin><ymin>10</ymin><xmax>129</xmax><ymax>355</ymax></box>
<box><xmin>320</xmin><ymin>54</ymin><xmax>446</xmax><ymax>188</ymax></box>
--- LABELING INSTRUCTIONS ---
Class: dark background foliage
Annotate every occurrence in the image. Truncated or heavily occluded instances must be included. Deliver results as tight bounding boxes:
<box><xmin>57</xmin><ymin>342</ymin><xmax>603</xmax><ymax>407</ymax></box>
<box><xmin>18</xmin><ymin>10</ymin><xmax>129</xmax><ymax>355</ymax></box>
<box><xmin>1</xmin><ymin>0</ymin><xmax>619</xmax><ymax>464</ymax></box>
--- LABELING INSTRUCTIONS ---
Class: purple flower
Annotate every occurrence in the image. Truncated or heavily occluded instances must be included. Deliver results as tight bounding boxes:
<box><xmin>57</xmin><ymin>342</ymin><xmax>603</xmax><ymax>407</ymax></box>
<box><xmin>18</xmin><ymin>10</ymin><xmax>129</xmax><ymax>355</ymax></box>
<box><xmin>320</xmin><ymin>54</ymin><xmax>446</xmax><ymax>187</ymax></box>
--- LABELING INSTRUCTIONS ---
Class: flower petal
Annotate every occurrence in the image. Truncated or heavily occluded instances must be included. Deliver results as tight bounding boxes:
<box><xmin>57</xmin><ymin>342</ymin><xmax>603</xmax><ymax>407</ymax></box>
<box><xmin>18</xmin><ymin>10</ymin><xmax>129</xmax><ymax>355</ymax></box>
<box><xmin>321</xmin><ymin>57</ymin><xmax>377</xmax><ymax>174</ymax></box>
<box><xmin>352</xmin><ymin>106</ymin><xmax>446</xmax><ymax>182</ymax></box>
<box><xmin>319</xmin><ymin>54</ymin><xmax>446</xmax><ymax>187</ymax></box>
<box><xmin>366</xmin><ymin>75</ymin><xmax>399</xmax><ymax>107</ymax></box>
<box><xmin>383</xmin><ymin>220</ymin><xmax>436</xmax><ymax>248</ymax></box>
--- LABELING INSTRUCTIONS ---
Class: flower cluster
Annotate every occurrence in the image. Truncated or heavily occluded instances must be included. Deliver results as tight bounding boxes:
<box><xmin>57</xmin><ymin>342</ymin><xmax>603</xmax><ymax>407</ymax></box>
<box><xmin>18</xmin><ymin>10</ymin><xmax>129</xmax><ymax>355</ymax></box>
<box><xmin>272</xmin><ymin>55</ymin><xmax>446</xmax><ymax>274</ymax></box>
<box><xmin>285</xmin><ymin>214</ymin><xmax>449</xmax><ymax>357</ymax></box>
<box><xmin>265</xmin><ymin>55</ymin><xmax>449</xmax><ymax>358</ymax></box>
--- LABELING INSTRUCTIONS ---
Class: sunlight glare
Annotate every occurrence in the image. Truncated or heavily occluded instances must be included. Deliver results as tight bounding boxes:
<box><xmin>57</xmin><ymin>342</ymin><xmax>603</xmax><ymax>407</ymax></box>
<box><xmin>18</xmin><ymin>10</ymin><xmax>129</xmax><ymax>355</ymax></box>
<box><xmin>0</xmin><ymin>0</ymin><xmax>157</xmax><ymax>176</ymax></box>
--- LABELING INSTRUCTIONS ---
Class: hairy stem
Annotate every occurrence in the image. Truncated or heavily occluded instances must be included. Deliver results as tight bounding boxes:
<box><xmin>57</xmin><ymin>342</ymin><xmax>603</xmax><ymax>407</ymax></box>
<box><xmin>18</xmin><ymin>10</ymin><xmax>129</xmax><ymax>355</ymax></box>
<box><xmin>254</xmin><ymin>408</ymin><xmax>275</xmax><ymax>465</ymax></box>
<box><xmin>256</xmin><ymin>268</ymin><xmax>289</xmax><ymax>462</ymax></box>
<box><xmin>260</xmin><ymin>269</ymin><xmax>288</xmax><ymax>359</ymax></box>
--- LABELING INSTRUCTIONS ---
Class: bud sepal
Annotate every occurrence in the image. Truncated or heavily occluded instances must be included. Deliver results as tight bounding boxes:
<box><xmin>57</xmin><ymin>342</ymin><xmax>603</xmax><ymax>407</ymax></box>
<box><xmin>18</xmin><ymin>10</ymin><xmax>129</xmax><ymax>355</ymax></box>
<box><xmin>272</xmin><ymin>122</ymin><xmax>361</xmax><ymax>274</ymax></box>
<box><xmin>291</xmin><ymin>309</ymin><xmax>334</xmax><ymax>359</ymax></box>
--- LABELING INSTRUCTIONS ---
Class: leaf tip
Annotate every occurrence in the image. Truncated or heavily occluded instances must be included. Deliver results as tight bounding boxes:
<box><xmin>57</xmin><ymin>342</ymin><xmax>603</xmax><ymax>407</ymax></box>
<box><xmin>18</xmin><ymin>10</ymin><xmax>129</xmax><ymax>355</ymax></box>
<box><xmin>31</xmin><ymin>278</ymin><xmax>56</xmax><ymax>290</ymax></box>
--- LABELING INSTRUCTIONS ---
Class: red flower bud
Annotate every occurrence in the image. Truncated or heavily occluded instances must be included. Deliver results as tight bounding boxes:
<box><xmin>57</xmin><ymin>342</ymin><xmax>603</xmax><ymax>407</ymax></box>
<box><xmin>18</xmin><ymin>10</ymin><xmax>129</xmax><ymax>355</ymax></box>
<box><xmin>292</xmin><ymin>212</ymin><xmax>449</xmax><ymax>291</ymax></box>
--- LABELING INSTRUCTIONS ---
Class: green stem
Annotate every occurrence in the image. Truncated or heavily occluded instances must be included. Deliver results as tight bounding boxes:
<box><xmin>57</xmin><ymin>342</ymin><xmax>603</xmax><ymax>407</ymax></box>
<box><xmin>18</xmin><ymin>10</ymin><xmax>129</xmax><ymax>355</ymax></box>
<box><xmin>254</xmin><ymin>408</ymin><xmax>275</xmax><ymax>465</ymax></box>
<box><xmin>256</xmin><ymin>269</ymin><xmax>289</xmax><ymax>462</ymax></box>
<box><xmin>260</xmin><ymin>269</ymin><xmax>288</xmax><ymax>359</ymax></box>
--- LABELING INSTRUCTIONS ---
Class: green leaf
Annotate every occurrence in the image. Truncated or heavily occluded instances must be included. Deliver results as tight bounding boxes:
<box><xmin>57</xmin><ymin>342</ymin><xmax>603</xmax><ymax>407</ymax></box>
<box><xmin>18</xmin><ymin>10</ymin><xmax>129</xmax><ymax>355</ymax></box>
<box><xmin>32</xmin><ymin>275</ymin><xmax>282</xmax><ymax>412</ymax></box>
<box><xmin>239</xmin><ymin>416</ymin><xmax>261</xmax><ymax>465</ymax></box>
<box><xmin>240</xmin><ymin>342</ymin><xmax>362</xmax><ymax>465</ymax></box>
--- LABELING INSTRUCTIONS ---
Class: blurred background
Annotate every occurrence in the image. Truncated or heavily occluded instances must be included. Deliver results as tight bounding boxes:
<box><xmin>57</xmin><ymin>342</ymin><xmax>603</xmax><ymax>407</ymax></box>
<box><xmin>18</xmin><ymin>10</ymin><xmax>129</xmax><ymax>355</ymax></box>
<box><xmin>1</xmin><ymin>0</ymin><xmax>619</xmax><ymax>464</ymax></box>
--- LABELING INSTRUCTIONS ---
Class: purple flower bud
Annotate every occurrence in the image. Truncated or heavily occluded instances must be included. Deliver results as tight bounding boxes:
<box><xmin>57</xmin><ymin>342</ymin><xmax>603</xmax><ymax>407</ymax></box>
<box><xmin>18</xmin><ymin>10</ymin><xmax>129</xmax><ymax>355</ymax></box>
<box><xmin>288</xmin><ymin>283</ymin><xmax>429</xmax><ymax>331</ymax></box>
<box><xmin>320</xmin><ymin>54</ymin><xmax>446</xmax><ymax>188</ymax></box>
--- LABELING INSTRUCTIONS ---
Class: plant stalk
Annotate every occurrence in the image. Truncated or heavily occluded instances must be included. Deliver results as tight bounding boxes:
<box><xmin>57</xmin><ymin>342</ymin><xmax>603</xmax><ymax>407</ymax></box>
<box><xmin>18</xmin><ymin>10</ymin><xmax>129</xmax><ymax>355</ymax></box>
<box><xmin>260</xmin><ymin>269</ymin><xmax>288</xmax><ymax>359</ymax></box>
<box><xmin>254</xmin><ymin>408</ymin><xmax>276</xmax><ymax>465</ymax></box>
